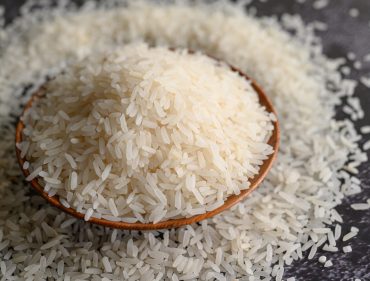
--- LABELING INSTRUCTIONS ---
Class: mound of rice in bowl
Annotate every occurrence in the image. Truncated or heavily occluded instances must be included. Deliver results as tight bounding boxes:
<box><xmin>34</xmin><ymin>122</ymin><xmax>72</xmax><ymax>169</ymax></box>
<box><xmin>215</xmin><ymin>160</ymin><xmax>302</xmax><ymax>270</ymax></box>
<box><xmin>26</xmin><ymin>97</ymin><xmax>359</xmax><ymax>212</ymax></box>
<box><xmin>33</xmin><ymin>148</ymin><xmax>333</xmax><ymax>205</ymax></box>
<box><xmin>19</xmin><ymin>43</ymin><xmax>275</xmax><ymax>223</ymax></box>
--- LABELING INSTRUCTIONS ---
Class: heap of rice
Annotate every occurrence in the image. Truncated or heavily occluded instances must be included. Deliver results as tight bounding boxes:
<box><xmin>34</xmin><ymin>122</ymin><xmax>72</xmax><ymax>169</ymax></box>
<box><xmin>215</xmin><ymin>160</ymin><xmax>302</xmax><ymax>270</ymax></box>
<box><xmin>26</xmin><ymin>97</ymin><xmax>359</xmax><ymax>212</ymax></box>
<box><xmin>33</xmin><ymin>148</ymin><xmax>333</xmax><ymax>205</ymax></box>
<box><xmin>0</xmin><ymin>0</ymin><xmax>367</xmax><ymax>280</ymax></box>
<box><xmin>20</xmin><ymin>44</ymin><xmax>274</xmax><ymax>223</ymax></box>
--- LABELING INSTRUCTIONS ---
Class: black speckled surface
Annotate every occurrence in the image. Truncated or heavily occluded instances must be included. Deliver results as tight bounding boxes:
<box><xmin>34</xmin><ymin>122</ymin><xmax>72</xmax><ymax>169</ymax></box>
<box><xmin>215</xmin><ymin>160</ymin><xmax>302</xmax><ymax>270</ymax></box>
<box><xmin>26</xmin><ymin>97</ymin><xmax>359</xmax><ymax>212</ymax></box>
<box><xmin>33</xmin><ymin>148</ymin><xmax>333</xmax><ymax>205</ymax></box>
<box><xmin>1</xmin><ymin>0</ymin><xmax>369</xmax><ymax>280</ymax></box>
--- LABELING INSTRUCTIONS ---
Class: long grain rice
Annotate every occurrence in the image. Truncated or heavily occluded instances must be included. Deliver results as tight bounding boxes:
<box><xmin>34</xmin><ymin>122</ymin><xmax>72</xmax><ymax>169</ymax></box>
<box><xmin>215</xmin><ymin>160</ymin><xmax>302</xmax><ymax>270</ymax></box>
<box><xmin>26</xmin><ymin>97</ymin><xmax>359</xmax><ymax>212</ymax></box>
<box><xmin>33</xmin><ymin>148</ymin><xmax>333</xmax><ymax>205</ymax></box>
<box><xmin>0</xmin><ymin>0</ymin><xmax>367</xmax><ymax>280</ymax></box>
<box><xmin>20</xmin><ymin>44</ymin><xmax>274</xmax><ymax>222</ymax></box>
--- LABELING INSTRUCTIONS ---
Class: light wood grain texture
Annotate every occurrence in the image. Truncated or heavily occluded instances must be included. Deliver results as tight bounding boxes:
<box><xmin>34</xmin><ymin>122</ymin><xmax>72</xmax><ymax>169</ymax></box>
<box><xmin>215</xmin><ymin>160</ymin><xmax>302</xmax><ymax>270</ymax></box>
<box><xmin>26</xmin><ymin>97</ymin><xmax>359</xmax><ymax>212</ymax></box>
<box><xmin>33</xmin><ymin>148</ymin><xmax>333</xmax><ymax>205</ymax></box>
<box><xmin>15</xmin><ymin>63</ymin><xmax>280</xmax><ymax>230</ymax></box>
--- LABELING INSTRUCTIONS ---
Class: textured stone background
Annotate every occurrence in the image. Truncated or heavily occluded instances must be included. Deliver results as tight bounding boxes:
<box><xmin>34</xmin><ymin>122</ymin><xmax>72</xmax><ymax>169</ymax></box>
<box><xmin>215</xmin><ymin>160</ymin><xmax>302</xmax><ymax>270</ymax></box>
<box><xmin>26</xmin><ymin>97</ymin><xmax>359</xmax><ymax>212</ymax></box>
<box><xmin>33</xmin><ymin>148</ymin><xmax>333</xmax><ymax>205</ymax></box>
<box><xmin>1</xmin><ymin>0</ymin><xmax>369</xmax><ymax>280</ymax></box>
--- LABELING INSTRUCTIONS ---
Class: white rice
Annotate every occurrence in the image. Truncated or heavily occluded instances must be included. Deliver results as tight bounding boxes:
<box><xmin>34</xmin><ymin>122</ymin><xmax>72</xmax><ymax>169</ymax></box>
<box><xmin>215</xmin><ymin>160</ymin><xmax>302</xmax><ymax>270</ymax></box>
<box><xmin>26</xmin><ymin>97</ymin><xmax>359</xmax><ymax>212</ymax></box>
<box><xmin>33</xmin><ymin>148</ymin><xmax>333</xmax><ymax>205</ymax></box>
<box><xmin>343</xmin><ymin>231</ymin><xmax>358</xmax><ymax>242</ymax></box>
<box><xmin>334</xmin><ymin>224</ymin><xmax>342</xmax><ymax>240</ymax></box>
<box><xmin>360</xmin><ymin>75</ymin><xmax>370</xmax><ymax>88</ymax></box>
<box><xmin>20</xmin><ymin>44</ymin><xmax>274</xmax><ymax>223</ymax></box>
<box><xmin>102</xmin><ymin>257</ymin><xmax>113</xmax><ymax>273</ymax></box>
<box><xmin>360</xmin><ymin>126</ymin><xmax>370</xmax><ymax>134</ymax></box>
<box><xmin>323</xmin><ymin>244</ymin><xmax>338</xmax><ymax>252</ymax></box>
<box><xmin>84</xmin><ymin>208</ymin><xmax>94</xmax><ymax>221</ymax></box>
<box><xmin>343</xmin><ymin>246</ymin><xmax>352</xmax><ymax>253</ymax></box>
<box><xmin>351</xmin><ymin>226</ymin><xmax>359</xmax><ymax>233</ymax></box>
<box><xmin>349</xmin><ymin>8</ymin><xmax>359</xmax><ymax>18</ymax></box>
<box><xmin>347</xmin><ymin>52</ymin><xmax>356</xmax><ymax>60</ymax></box>
<box><xmin>351</xmin><ymin>203</ymin><xmax>370</xmax><ymax>210</ymax></box>
<box><xmin>0</xmin><ymin>0</ymin><xmax>367</xmax><ymax>280</ymax></box>
<box><xmin>354</xmin><ymin>61</ymin><xmax>362</xmax><ymax>70</ymax></box>
<box><xmin>313</xmin><ymin>0</ymin><xmax>329</xmax><ymax>10</ymax></box>
<box><xmin>364</xmin><ymin>54</ymin><xmax>370</xmax><ymax>62</ymax></box>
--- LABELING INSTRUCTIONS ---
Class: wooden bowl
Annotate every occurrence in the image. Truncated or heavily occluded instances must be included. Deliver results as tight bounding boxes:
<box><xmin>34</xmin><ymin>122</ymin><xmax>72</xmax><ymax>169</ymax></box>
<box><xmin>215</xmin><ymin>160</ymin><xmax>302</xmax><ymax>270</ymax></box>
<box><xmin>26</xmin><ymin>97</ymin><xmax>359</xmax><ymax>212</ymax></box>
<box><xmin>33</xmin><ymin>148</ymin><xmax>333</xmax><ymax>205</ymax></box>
<box><xmin>15</xmin><ymin>64</ymin><xmax>279</xmax><ymax>230</ymax></box>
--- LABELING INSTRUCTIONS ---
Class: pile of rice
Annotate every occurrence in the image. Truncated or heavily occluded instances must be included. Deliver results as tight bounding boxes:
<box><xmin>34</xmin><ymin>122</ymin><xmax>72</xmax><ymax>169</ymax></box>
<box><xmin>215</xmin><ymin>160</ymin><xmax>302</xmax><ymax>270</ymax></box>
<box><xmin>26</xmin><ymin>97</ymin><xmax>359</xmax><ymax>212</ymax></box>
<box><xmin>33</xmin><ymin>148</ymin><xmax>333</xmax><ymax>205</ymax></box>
<box><xmin>0</xmin><ymin>0</ymin><xmax>367</xmax><ymax>280</ymax></box>
<box><xmin>19</xmin><ymin>44</ymin><xmax>274</xmax><ymax>223</ymax></box>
